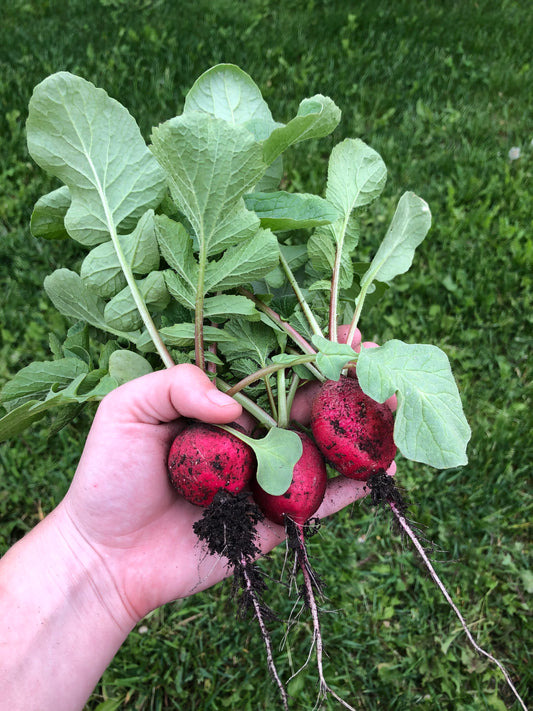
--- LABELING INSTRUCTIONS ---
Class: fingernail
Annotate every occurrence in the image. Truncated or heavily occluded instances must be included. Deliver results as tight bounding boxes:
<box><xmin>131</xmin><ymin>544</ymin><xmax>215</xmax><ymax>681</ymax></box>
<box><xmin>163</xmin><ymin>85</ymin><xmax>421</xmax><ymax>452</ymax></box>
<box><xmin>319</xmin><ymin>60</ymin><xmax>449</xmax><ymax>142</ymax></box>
<box><xmin>206</xmin><ymin>389</ymin><xmax>236</xmax><ymax>407</ymax></box>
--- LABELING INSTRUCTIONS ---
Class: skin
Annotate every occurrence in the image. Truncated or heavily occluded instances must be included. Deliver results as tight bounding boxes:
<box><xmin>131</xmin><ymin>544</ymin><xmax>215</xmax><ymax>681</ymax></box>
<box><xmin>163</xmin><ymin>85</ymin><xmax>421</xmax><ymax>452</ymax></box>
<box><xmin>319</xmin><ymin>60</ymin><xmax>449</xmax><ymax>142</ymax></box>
<box><xmin>0</xmin><ymin>363</ymin><xmax>371</xmax><ymax>711</ymax></box>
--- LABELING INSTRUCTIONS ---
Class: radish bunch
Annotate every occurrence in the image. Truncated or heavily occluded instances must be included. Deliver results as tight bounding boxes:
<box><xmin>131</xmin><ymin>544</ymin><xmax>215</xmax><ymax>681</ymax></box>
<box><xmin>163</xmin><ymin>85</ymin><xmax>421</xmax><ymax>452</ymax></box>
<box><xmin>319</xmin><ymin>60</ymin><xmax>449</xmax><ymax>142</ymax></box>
<box><xmin>7</xmin><ymin>64</ymin><xmax>524</xmax><ymax>710</ymax></box>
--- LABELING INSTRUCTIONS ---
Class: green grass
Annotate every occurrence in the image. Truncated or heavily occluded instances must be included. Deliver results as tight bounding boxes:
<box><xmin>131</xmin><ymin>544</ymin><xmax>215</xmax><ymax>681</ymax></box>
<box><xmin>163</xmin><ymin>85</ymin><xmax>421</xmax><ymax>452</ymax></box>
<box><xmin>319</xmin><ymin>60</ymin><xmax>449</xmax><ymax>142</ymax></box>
<box><xmin>1</xmin><ymin>0</ymin><xmax>532</xmax><ymax>709</ymax></box>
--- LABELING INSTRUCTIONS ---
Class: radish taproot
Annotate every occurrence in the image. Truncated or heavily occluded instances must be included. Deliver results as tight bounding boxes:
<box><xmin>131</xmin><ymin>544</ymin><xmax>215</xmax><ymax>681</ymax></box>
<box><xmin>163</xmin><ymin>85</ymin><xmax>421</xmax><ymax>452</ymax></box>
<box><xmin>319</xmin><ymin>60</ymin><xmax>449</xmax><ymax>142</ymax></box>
<box><xmin>167</xmin><ymin>422</ymin><xmax>255</xmax><ymax>507</ymax></box>
<box><xmin>311</xmin><ymin>377</ymin><xmax>396</xmax><ymax>481</ymax></box>
<box><xmin>252</xmin><ymin>431</ymin><xmax>356</xmax><ymax>711</ymax></box>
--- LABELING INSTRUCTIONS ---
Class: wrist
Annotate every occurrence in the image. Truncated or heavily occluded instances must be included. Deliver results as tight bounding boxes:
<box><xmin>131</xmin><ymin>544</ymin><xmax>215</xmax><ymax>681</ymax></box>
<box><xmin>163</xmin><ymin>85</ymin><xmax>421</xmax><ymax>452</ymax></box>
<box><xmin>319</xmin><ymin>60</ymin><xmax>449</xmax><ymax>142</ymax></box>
<box><xmin>48</xmin><ymin>501</ymin><xmax>142</xmax><ymax>633</ymax></box>
<box><xmin>0</xmin><ymin>504</ymin><xmax>137</xmax><ymax>711</ymax></box>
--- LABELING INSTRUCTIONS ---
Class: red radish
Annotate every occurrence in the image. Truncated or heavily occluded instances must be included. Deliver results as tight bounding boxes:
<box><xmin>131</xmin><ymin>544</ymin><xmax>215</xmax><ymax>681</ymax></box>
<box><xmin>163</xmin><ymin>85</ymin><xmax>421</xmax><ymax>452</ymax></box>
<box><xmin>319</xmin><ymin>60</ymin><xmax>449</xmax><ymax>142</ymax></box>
<box><xmin>252</xmin><ymin>431</ymin><xmax>327</xmax><ymax>524</ymax></box>
<box><xmin>311</xmin><ymin>377</ymin><xmax>396</xmax><ymax>480</ymax></box>
<box><xmin>168</xmin><ymin>422</ymin><xmax>255</xmax><ymax>507</ymax></box>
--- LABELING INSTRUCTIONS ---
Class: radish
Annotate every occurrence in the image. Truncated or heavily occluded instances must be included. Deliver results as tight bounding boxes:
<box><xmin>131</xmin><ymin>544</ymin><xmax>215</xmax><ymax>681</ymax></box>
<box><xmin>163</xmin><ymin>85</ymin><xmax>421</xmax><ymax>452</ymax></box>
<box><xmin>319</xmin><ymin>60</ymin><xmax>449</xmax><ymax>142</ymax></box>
<box><xmin>252</xmin><ymin>432</ymin><xmax>356</xmax><ymax>711</ymax></box>
<box><xmin>311</xmin><ymin>376</ymin><xmax>396</xmax><ymax>481</ymax></box>
<box><xmin>167</xmin><ymin>422</ymin><xmax>255</xmax><ymax>507</ymax></box>
<box><xmin>252</xmin><ymin>431</ymin><xmax>327</xmax><ymax>525</ymax></box>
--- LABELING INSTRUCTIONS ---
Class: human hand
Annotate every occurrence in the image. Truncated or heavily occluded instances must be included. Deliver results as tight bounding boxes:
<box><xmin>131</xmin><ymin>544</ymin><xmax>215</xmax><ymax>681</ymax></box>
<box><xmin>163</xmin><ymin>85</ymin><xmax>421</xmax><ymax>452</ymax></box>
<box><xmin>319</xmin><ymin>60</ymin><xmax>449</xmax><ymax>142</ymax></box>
<box><xmin>57</xmin><ymin>336</ymin><xmax>395</xmax><ymax>627</ymax></box>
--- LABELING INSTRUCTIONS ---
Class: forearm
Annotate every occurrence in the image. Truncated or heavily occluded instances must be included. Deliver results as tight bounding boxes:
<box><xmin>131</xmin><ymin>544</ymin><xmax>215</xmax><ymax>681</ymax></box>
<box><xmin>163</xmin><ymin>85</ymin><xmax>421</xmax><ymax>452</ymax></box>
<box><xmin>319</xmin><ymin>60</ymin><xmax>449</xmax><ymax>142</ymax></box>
<box><xmin>0</xmin><ymin>504</ymin><xmax>137</xmax><ymax>711</ymax></box>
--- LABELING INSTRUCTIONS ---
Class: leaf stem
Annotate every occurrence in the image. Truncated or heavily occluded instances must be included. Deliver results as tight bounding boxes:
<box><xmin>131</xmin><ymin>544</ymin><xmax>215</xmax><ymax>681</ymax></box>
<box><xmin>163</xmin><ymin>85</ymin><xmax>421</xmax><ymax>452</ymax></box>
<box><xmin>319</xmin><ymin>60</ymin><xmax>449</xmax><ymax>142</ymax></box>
<box><xmin>277</xmin><ymin>368</ymin><xmax>288</xmax><ymax>429</ymax></box>
<box><xmin>264</xmin><ymin>376</ymin><xmax>278</xmax><ymax>422</ymax></box>
<box><xmin>217</xmin><ymin>378</ymin><xmax>277</xmax><ymax>429</ymax></box>
<box><xmin>226</xmin><ymin>356</ymin><xmax>316</xmax><ymax>397</ymax></box>
<box><xmin>346</xmin><ymin>272</ymin><xmax>372</xmax><ymax>346</ymax></box>
<box><xmin>194</xmin><ymin>242</ymin><xmax>207</xmax><ymax>371</ymax></box>
<box><xmin>285</xmin><ymin>373</ymin><xmax>301</xmax><ymax>424</ymax></box>
<box><xmin>102</xmin><ymin>204</ymin><xmax>174</xmax><ymax>368</ymax></box>
<box><xmin>329</xmin><ymin>214</ymin><xmax>350</xmax><ymax>342</ymax></box>
<box><xmin>279</xmin><ymin>251</ymin><xmax>323</xmax><ymax>337</ymax></box>
<box><xmin>239</xmin><ymin>288</ymin><xmax>316</xmax><ymax>355</ymax></box>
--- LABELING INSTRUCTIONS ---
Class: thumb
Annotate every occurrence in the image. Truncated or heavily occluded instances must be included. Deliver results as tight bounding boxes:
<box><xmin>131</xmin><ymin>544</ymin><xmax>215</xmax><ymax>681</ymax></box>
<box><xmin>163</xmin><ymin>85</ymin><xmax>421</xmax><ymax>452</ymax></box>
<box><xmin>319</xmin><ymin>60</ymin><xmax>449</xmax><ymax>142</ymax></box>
<box><xmin>97</xmin><ymin>364</ymin><xmax>242</xmax><ymax>426</ymax></box>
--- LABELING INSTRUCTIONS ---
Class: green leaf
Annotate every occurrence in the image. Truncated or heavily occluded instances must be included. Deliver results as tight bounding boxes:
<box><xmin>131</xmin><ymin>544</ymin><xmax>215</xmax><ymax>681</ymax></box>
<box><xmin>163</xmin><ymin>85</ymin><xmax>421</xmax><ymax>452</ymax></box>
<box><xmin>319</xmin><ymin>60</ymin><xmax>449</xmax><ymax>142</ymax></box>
<box><xmin>44</xmin><ymin>269</ymin><xmax>139</xmax><ymax>340</ymax></box>
<box><xmin>263</xmin><ymin>95</ymin><xmax>341</xmax><ymax>165</ymax></box>
<box><xmin>26</xmin><ymin>72</ymin><xmax>166</xmax><ymax>246</ymax></box>
<box><xmin>201</xmin><ymin>199</ymin><xmax>261</xmax><ymax>256</ymax></box>
<box><xmin>154</xmin><ymin>215</ymin><xmax>198</xmax><ymax>287</ymax></box>
<box><xmin>183</xmin><ymin>63</ymin><xmax>276</xmax><ymax>134</ymax></box>
<box><xmin>311</xmin><ymin>335</ymin><xmax>358</xmax><ymax>380</ymax></box>
<box><xmin>253</xmin><ymin>428</ymin><xmax>303</xmax><ymax>495</ymax></box>
<box><xmin>150</xmin><ymin>113</ymin><xmax>267</xmax><ymax>258</ymax></box>
<box><xmin>163</xmin><ymin>271</ymin><xmax>196</xmax><ymax>310</ymax></box>
<box><xmin>356</xmin><ymin>340</ymin><xmax>471</xmax><ymax>468</ymax></box>
<box><xmin>0</xmin><ymin>372</ymin><xmax>118</xmax><ymax>443</ymax></box>
<box><xmin>81</xmin><ymin>210</ymin><xmax>160</xmax><ymax>298</ymax></box>
<box><xmin>0</xmin><ymin>358</ymin><xmax>89</xmax><ymax>411</ymax></box>
<box><xmin>244</xmin><ymin>191</ymin><xmax>340</xmax><ymax>231</ymax></box>
<box><xmin>326</xmin><ymin>138</ymin><xmax>387</xmax><ymax>219</ymax></box>
<box><xmin>361</xmin><ymin>191</ymin><xmax>431</xmax><ymax>284</ymax></box>
<box><xmin>44</xmin><ymin>269</ymin><xmax>107</xmax><ymax>328</ymax></box>
<box><xmin>104</xmin><ymin>271</ymin><xmax>169</xmax><ymax>331</ymax></box>
<box><xmin>204</xmin><ymin>229</ymin><xmax>279</xmax><ymax>292</ymax></box>
<box><xmin>203</xmin><ymin>295</ymin><xmax>260</xmax><ymax>320</ymax></box>
<box><xmin>108</xmin><ymin>350</ymin><xmax>153</xmax><ymax>385</ymax></box>
<box><xmin>183</xmin><ymin>63</ymin><xmax>282</xmax><ymax>191</ymax></box>
<box><xmin>0</xmin><ymin>399</ymin><xmax>56</xmax><ymax>441</ymax></box>
<box><xmin>222</xmin><ymin>426</ymin><xmax>303</xmax><ymax>496</ymax></box>
<box><xmin>160</xmin><ymin>323</ymin><xmax>236</xmax><ymax>347</ymax></box>
<box><xmin>218</xmin><ymin>319</ymin><xmax>279</xmax><ymax>368</ymax></box>
<box><xmin>30</xmin><ymin>186</ymin><xmax>70</xmax><ymax>240</ymax></box>
<box><xmin>60</xmin><ymin>321</ymin><xmax>92</xmax><ymax>364</ymax></box>
<box><xmin>264</xmin><ymin>244</ymin><xmax>308</xmax><ymax>288</ymax></box>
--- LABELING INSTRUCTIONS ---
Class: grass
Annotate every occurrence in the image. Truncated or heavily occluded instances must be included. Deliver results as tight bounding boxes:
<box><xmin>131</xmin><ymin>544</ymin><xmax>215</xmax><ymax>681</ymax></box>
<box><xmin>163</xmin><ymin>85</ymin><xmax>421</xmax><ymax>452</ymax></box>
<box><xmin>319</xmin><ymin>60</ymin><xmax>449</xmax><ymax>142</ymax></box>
<box><xmin>0</xmin><ymin>0</ymin><xmax>532</xmax><ymax>709</ymax></box>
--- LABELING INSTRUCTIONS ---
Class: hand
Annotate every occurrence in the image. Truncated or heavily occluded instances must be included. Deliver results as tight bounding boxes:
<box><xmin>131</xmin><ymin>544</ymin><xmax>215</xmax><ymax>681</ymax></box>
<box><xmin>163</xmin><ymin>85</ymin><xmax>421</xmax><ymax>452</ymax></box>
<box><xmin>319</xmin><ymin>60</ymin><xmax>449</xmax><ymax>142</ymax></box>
<box><xmin>58</xmin><ymin>335</ymin><xmax>395</xmax><ymax>626</ymax></box>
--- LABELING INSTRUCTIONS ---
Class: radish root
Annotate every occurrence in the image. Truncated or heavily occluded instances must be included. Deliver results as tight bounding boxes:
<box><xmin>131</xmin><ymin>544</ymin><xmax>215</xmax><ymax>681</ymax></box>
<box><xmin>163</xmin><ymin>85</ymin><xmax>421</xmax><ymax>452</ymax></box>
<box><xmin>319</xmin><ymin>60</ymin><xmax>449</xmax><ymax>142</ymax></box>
<box><xmin>367</xmin><ymin>471</ymin><xmax>527</xmax><ymax>711</ymax></box>
<box><xmin>286</xmin><ymin>517</ymin><xmax>357</xmax><ymax>711</ymax></box>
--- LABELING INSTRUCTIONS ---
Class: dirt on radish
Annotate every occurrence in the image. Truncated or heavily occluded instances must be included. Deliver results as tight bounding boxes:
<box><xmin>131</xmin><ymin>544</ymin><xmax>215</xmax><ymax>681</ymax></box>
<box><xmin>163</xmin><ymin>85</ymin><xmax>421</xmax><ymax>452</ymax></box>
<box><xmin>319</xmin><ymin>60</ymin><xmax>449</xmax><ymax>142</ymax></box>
<box><xmin>311</xmin><ymin>376</ymin><xmax>396</xmax><ymax>481</ymax></box>
<box><xmin>167</xmin><ymin>422</ymin><xmax>256</xmax><ymax>507</ymax></box>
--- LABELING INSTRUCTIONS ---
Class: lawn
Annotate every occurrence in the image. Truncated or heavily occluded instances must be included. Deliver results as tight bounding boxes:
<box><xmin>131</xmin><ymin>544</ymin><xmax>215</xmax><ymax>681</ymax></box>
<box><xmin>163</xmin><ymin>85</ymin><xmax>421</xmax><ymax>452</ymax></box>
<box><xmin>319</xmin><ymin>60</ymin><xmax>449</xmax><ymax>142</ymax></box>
<box><xmin>0</xmin><ymin>0</ymin><xmax>531</xmax><ymax>709</ymax></box>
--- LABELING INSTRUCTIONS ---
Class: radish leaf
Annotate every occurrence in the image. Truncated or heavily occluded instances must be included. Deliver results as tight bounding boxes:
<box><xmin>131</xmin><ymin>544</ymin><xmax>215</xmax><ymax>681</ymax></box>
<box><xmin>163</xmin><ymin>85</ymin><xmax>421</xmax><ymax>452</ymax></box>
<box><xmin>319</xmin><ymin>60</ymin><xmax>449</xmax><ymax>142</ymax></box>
<box><xmin>204</xmin><ymin>229</ymin><xmax>279</xmax><ymax>291</ymax></box>
<box><xmin>361</xmin><ymin>191</ymin><xmax>431</xmax><ymax>285</ymax></box>
<box><xmin>326</xmin><ymin>138</ymin><xmax>387</xmax><ymax>218</ymax></box>
<box><xmin>184</xmin><ymin>63</ymin><xmax>276</xmax><ymax>134</ymax></box>
<box><xmin>104</xmin><ymin>272</ymin><xmax>169</xmax><ymax>331</ymax></box>
<box><xmin>0</xmin><ymin>358</ymin><xmax>89</xmax><ymax>412</ymax></box>
<box><xmin>159</xmin><ymin>323</ymin><xmax>236</xmax><ymax>347</ymax></box>
<box><xmin>357</xmin><ymin>340</ymin><xmax>471</xmax><ymax>468</ymax></box>
<box><xmin>244</xmin><ymin>191</ymin><xmax>340</xmax><ymax>231</ymax></box>
<box><xmin>221</xmin><ymin>426</ymin><xmax>303</xmax><ymax>496</ymax></box>
<box><xmin>108</xmin><ymin>350</ymin><xmax>153</xmax><ymax>385</ymax></box>
<box><xmin>30</xmin><ymin>186</ymin><xmax>70</xmax><ymax>240</ymax></box>
<box><xmin>218</xmin><ymin>319</ymin><xmax>280</xmax><ymax>368</ymax></box>
<box><xmin>203</xmin><ymin>295</ymin><xmax>260</xmax><ymax>320</ymax></box>
<box><xmin>81</xmin><ymin>210</ymin><xmax>160</xmax><ymax>298</ymax></box>
<box><xmin>27</xmin><ymin>72</ymin><xmax>166</xmax><ymax>246</ymax></box>
<box><xmin>250</xmin><ymin>428</ymin><xmax>303</xmax><ymax>495</ymax></box>
<box><xmin>44</xmin><ymin>269</ymin><xmax>139</xmax><ymax>341</ymax></box>
<box><xmin>150</xmin><ymin>114</ymin><xmax>267</xmax><ymax>258</ymax></box>
<box><xmin>0</xmin><ymin>372</ymin><xmax>118</xmax><ymax>442</ymax></box>
<box><xmin>263</xmin><ymin>95</ymin><xmax>341</xmax><ymax>165</ymax></box>
<box><xmin>311</xmin><ymin>335</ymin><xmax>358</xmax><ymax>380</ymax></box>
